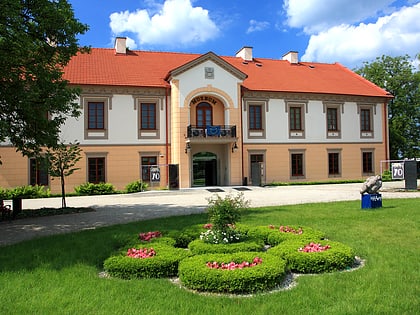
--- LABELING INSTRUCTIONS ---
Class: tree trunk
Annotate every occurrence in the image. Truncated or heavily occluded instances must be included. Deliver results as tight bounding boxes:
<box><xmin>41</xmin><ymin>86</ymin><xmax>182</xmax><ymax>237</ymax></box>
<box><xmin>61</xmin><ymin>174</ymin><xmax>66</xmax><ymax>208</ymax></box>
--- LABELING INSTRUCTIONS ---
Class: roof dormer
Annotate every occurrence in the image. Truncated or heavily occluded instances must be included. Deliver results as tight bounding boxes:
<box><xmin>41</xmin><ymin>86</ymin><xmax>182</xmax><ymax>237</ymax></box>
<box><xmin>236</xmin><ymin>46</ymin><xmax>253</xmax><ymax>62</ymax></box>
<box><xmin>282</xmin><ymin>51</ymin><xmax>299</xmax><ymax>64</ymax></box>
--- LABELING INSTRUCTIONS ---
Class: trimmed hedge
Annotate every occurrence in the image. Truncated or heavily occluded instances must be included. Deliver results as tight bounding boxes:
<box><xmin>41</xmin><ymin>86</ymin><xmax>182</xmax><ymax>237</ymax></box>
<box><xmin>236</xmin><ymin>224</ymin><xmax>325</xmax><ymax>246</ymax></box>
<box><xmin>166</xmin><ymin>224</ymin><xmax>209</xmax><ymax>248</ymax></box>
<box><xmin>268</xmin><ymin>239</ymin><xmax>355</xmax><ymax>273</ymax></box>
<box><xmin>179</xmin><ymin>252</ymin><xmax>287</xmax><ymax>294</ymax></box>
<box><xmin>188</xmin><ymin>238</ymin><xmax>265</xmax><ymax>255</ymax></box>
<box><xmin>104</xmin><ymin>244</ymin><xmax>191</xmax><ymax>279</ymax></box>
<box><xmin>266</xmin><ymin>225</ymin><xmax>326</xmax><ymax>245</ymax></box>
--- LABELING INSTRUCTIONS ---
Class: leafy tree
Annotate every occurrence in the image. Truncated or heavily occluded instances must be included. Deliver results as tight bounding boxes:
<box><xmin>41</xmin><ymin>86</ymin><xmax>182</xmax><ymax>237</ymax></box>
<box><xmin>355</xmin><ymin>54</ymin><xmax>420</xmax><ymax>159</ymax></box>
<box><xmin>44</xmin><ymin>142</ymin><xmax>82</xmax><ymax>208</ymax></box>
<box><xmin>0</xmin><ymin>0</ymin><xmax>89</xmax><ymax>159</ymax></box>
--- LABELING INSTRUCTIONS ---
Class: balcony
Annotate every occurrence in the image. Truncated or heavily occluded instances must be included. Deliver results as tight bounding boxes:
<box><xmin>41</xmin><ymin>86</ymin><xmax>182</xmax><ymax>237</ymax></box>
<box><xmin>187</xmin><ymin>125</ymin><xmax>236</xmax><ymax>139</ymax></box>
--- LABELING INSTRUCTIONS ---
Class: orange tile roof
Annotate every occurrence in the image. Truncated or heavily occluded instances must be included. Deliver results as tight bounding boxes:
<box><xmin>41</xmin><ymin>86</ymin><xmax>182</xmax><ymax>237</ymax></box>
<box><xmin>63</xmin><ymin>48</ymin><xmax>392</xmax><ymax>98</ymax></box>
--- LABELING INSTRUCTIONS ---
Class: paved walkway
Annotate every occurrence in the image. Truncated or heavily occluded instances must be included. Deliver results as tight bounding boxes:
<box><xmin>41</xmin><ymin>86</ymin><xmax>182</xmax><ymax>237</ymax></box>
<box><xmin>1</xmin><ymin>181</ymin><xmax>419</xmax><ymax>246</ymax></box>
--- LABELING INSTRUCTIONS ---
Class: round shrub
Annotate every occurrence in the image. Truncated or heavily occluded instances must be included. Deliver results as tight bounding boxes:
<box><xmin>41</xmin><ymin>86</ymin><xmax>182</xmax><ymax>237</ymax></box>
<box><xmin>239</xmin><ymin>225</ymin><xmax>325</xmax><ymax>246</ymax></box>
<box><xmin>268</xmin><ymin>239</ymin><xmax>355</xmax><ymax>273</ymax></box>
<box><xmin>179</xmin><ymin>252</ymin><xmax>287</xmax><ymax>294</ymax></box>
<box><xmin>167</xmin><ymin>224</ymin><xmax>210</xmax><ymax>248</ymax></box>
<box><xmin>104</xmin><ymin>244</ymin><xmax>190</xmax><ymax>279</ymax></box>
<box><xmin>265</xmin><ymin>225</ymin><xmax>326</xmax><ymax>245</ymax></box>
<box><xmin>188</xmin><ymin>238</ymin><xmax>265</xmax><ymax>255</ymax></box>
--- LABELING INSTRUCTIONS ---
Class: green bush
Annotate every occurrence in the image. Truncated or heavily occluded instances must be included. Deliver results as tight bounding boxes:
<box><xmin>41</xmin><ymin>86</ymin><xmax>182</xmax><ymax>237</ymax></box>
<box><xmin>167</xmin><ymin>224</ymin><xmax>209</xmax><ymax>248</ymax></box>
<box><xmin>381</xmin><ymin>170</ymin><xmax>392</xmax><ymax>181</ymax></box>
<box><xmin>188</xmin><ymin>238</ymin><xmax>265</xmax><ymax>255</ymax></box>
<box><xmin>206</xmin><ymin>193</ymin><xmax>249</xmax><ymax>232</ymax></box>
<box><xmin>265</xmin><ymin>225</ymin><xmax>326</xmax><ymax>245</ymax></box>
<box><xmin>125</xmin><ymin>180</ymin><xmax>148</xmax><ymax>193</ymax></box>
<box><xmin>104</xmin><ymin>243</ymin><xmax>190</xmax><ymax>279</ymax></box>
<box><xmin>74</xmin><ymin>182</ymin><xmax>116</xmax><ymax>195</ymax></box>
<box><xmin>268</xmin><ymin>239</ymin><xmax>355</xmax><ymax>273</ymax></box>
<box><xmin>0</xmin><ymin>185</ymin><xmax>50</xmax><ymax>199</ymax></box>
<box><xmin>178</xmin><ymin>252</ymin><xmax>287</xmax><ymax>294</ymax></box>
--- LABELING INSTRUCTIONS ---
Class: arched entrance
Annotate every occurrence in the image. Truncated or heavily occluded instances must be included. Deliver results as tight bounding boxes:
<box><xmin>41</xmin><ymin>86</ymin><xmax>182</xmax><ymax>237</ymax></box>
<box><xmin>193</xmin><ymin>152</ymin><xmax>217</xmax><ymax>186</ymax></box>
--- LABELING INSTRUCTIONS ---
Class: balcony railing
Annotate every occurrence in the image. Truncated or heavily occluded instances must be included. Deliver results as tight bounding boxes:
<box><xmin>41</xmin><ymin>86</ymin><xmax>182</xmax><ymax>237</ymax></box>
<box><xmin>187</xmin><ymin>125</ymin><xmax>236</xmax><ymax>138</ymax></box>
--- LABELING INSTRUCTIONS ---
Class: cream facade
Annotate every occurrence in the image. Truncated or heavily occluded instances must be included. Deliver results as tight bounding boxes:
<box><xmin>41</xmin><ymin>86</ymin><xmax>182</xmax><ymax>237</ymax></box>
<box><xmin>0</xmin><ymin>40</ymin><xmax>391</xmax><ymax>193</ymax></box>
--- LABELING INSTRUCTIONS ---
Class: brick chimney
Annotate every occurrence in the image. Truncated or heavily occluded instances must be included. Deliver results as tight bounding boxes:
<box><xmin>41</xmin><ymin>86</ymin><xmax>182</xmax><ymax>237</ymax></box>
<box><xmin>282</xmin><ymin>51</ymin><xmax>298</xmax><ymax>64</ymax></box>
<box><xmin>236</xmin><ymin>46</ymin><xmax>253</xmax><ymax>62</ymax></box>
<box><xmin>114</xmin><ymin>37</ymin><xmax>127</xmax><ymax>54</ymax></box>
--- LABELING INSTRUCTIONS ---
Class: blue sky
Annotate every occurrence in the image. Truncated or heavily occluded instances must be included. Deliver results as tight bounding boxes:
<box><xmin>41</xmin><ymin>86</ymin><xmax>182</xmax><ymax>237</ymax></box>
<box><xmin>68</xmin><ymin>0</ymin><xmax>420</xmax><ymax>69</ymax></box>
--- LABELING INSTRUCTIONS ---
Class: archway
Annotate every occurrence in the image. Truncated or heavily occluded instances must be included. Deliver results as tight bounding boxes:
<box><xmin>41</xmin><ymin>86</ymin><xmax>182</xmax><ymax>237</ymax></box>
<box><xmin>193</xmin><ymin>152</ymin><xmax>217</xmax><ymax>186</ymax></box>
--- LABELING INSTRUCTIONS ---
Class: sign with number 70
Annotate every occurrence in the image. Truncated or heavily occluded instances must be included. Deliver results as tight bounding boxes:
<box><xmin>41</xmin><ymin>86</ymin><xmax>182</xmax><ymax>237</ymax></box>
<box><xmin>391</xmin><ymin>163</ymin><xmax>404</xmax><ymax>180</ymax></box>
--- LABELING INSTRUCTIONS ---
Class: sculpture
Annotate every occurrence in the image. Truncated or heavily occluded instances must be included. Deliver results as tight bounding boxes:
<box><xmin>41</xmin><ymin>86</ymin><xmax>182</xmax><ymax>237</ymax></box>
<box><xmin>360</xmin><ymin>175</ymin><xmax>382</xmax><ymax>194</ymax></box>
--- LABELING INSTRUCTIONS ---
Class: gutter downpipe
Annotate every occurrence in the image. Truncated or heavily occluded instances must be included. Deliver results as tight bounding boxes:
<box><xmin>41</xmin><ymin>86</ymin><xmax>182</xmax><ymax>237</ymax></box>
<box><xmin>165</xmin><ymin>85</ymin><xmax>170</xmax><ymax>188</ymax></box>
<box><xmin>240</xmin><ymin>89</ymin><xmax>245</xmax><ymax>185</ymax></box>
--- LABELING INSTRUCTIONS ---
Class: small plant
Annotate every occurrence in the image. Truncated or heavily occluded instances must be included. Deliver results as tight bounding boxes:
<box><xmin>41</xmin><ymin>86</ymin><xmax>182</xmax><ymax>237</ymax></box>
<box><xmin>125</xmin><ymin>180</ymin><xmax>148</xmax><ymax>193</ymax></box>
<box><xmin>202</xmin><ymin>193</ymin><xmax>249</xmax><ymax>244</ymax></box>
<box><xmin>207</xmin><ymin>193</ymin><xmax>249</xmax><ymax>231</ymax></box>
<box><xmin>74</xmin><ymin>182</ymin><xmax>116</xmax><ymax>195</ymax></box>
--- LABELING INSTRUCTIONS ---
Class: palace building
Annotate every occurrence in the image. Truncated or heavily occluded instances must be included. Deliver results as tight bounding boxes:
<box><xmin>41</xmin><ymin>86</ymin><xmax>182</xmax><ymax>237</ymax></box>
<box><xmin>0</xmin><ymin>37</ymin><xmax>393</xmax><ymax>192</ymax></box>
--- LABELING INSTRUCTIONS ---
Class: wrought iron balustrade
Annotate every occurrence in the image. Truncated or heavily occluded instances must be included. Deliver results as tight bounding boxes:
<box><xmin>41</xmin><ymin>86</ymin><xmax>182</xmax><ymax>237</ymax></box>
<box><xmin>187</xmin><ymin>125</ymin><xmax>236</xmax><ymax>138</ymax></box>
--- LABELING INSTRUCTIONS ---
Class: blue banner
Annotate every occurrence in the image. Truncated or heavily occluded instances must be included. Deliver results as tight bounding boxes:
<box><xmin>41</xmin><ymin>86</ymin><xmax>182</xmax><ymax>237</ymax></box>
<box><xmin>206</xmin><ymin>125</ymin><xmax>221</xmax><ymax>136</ymax></box>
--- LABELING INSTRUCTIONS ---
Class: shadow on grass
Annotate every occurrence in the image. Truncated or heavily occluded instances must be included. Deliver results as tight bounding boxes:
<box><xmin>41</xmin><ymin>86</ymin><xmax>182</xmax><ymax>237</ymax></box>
<box><xmin>0</xmin><ymin>207</ymin><xmax>207</xmax><ymax>273</ymax></box>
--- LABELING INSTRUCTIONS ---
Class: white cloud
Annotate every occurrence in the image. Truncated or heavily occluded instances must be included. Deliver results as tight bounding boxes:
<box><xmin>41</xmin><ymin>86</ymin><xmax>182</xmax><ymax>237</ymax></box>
<box><xmin>301</xmin><ymin>3</ymin><xmax>420</xmax><ymax>67</ymax></box>
<box><xmin>284</xmin><ymin>0</ymin><xmax>396</xmax><ymax>34</ymax></box>
<box><xmin>246</xmin><ymin>20</ymin><xmax>270</xmax><ymax>34</ymax></box>
<box><xmin>109</xmin><ymin>0</ymin><xmax>219</xmax><ymax>48</ymax></box>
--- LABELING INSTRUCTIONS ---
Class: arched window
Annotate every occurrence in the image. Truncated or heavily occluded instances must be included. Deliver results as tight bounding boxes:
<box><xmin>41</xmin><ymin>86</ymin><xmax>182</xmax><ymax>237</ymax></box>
<box><xmin>196</xmin><ymin>102</ymin><xmax>212</xmax><ymax>127</ymax></box>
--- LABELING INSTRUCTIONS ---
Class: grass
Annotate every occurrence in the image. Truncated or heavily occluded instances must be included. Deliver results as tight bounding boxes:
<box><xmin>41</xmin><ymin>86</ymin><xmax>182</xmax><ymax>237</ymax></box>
<box><xmin>0</xmin><ymin>198</ymin><xmax>419</xmax><ymax>314</ymax></box>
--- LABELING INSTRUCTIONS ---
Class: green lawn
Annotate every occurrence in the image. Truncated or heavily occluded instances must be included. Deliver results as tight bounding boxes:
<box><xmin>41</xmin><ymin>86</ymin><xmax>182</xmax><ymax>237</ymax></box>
<box><xmin>0</xmin><ymin>198</ymin><xmax>419</xmax><ymax>314</ymax></box>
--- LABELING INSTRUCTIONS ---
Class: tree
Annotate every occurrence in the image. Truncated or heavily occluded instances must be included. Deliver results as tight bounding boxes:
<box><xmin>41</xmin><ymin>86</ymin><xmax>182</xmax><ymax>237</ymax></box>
<box><xmin>0</xmin><ymin>0</ymin><xmax>88</xmax><ymax>158</ymax></box>
<box><xmin>355</xmin><ymin>54</ymin><xmax>420</xmax><ymax>159</ymax></box>
<box><xmin>44</xmin><ymin>142</ymin><xmax>82</xmax><ymax>208</ymax></box>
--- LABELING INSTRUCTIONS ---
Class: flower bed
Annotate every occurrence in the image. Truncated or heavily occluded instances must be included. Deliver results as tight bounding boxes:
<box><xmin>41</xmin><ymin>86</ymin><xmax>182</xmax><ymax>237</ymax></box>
<box><xmin>188</xmin><ymin>238</ymin><xmax>265</xmax><ymax>255</ymax></box>
<box><xmin>240</xmin><ymin>224</ymin><xmax>326</xmax><ymax>246</ymax></box>
<box><xmin>268</xmin><ymin>239</ymin><xmax>355</xmax><ymax>273</ymax></box>
<box><xmin>104</xmin><ymin>244</ymin><xmax>191</xmax><ymax>279</ymax></box>
<box><xmin>179</xmin><ymin>252</ymin><xmax>287</xmax><ymax>294</ymax></box>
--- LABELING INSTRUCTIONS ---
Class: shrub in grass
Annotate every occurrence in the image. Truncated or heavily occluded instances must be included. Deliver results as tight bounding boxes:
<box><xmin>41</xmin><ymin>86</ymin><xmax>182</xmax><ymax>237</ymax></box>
<box><xmin>167</xmin><ymin>224</ymin><xmax>210</xmax><ymax>248</ymax></box>
<box><xmin>178</xmin><ymin>252</ymin><xmax>287</xmax><ymax>294</ymax></box>
<box><xmin>265</xmin><ymin>225</ymin><xmax>326</xmax><ymax>245</ymax></box>
<box><xmin>188</xmin><ymin>238</ymin><xmax>265</xmax><ymax>254</ymax></box>
<box><xmin>268</xmin><ymin>239</ymin><xmax>355</xmax><ymax>273</ymax></box>
<box><xmin>74</xmin><ymin>182</ymin><xmax>116</xmax><ymax>195</ymax></box>
<box><xmin>104</xmin><ymin>244</ymin><xmax>190</xmax><ymax>279</ymax></box>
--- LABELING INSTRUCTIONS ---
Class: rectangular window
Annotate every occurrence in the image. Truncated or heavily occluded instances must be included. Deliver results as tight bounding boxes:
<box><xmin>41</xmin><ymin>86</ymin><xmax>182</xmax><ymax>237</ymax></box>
<box><xmin>290</xmin><ymin>107</ymin><xmax>302</xmax><ymax>130</ymax></box>
<box><xmin>140</xmin><ymin>103</ymin><xmax>156</xmax><ymax>130</ymax></box>
<box><xmin>360</xmin><ymin>109</ymin><xmax>371</xmax><ymax>131</ymax></box>
<box><xmin>141</xmin><ymin>156</ymin><xmax>157</xmax><ymax>182</ymax></box>
<box><xmin>29</xmin><ymin>158</ymin><xmax>48</xmax><ymax>186</ymax></box>
<box><xmin>291</xmin><ymin>153</ymin><xmax>304</xmax><ymax>177</ymax></box>
<box><xmin>249</xmin><ymin>105</ymin><xmax>262</xmax><ymax>130</ymax></box>
<box><xmin>88</xmin><ymin>102</ymin><xmax>104</xmax><ymax>129</ymax></box>
<box><xmin>327</xmin><ymin>108</ymin><xmax>338</xmax><ymax>131</ymax></box>
<box><xmin>362</xmin><ymin>152</ymin><xmax>374</xmax><ymax>174</ymax></box>
<box><xmin>88</xmin><ymin>157</ymin><xmax>105</xmax><ymax>183</ymax></box>
<box><xmin>328</xmin><ymin>152</ymin><xmax>340</xmax><ymax>175</ymax></box>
